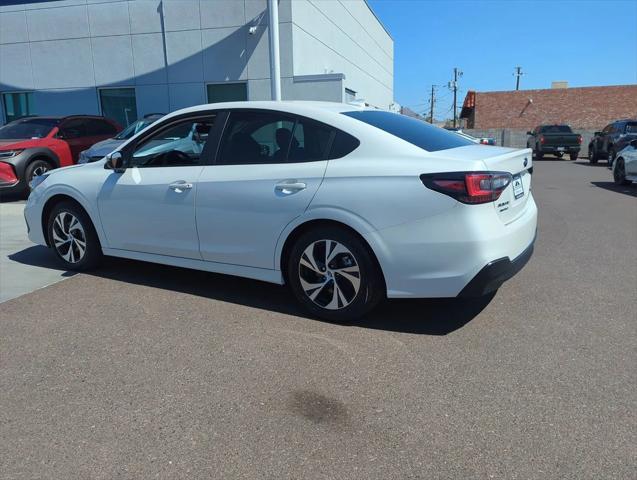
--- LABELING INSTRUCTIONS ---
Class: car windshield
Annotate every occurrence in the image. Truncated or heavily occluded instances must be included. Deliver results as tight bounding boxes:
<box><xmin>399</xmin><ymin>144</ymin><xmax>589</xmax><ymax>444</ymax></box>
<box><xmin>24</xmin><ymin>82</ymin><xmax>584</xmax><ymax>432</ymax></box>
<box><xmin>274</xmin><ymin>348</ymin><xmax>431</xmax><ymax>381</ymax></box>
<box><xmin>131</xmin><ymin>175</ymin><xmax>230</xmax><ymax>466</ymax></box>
<box><xmin>540</xmin><ymin>125</ymin><xmax>572</xmax><ymax>133</ymax></box>
<box><xmin>342</xmin><ymin>110</ymin><xmax>474</xmax><ymax>152</ymax></box>
<box><xmin>115</xmin><ymin>118</ymin><xmax>156</xmax><ymax>140</ymax></box>
<box><xmin>0</xmin><ymin>118</ymin><xmax>60</xmax><ymax>139</ymax></box>
<box><xmin>625</xmin><ymin>122</ymin><xmax>637</xmax><ymax>134</ymax></box>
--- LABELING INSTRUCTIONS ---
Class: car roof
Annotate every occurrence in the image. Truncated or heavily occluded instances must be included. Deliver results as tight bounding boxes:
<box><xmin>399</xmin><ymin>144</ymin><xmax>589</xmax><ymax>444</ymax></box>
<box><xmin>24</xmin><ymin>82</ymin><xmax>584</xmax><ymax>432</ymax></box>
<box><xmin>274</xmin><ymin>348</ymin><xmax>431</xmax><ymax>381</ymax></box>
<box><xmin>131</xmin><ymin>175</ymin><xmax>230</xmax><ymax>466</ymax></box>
<box><xmin>166</xmin><ymin>100</ymin><xmax>366</xmax><ymax>119</ymax></box>
<box><xmin>11</xmin><ymin>115</ymin><xmax>114</xmax><ymax>124</ymax></box>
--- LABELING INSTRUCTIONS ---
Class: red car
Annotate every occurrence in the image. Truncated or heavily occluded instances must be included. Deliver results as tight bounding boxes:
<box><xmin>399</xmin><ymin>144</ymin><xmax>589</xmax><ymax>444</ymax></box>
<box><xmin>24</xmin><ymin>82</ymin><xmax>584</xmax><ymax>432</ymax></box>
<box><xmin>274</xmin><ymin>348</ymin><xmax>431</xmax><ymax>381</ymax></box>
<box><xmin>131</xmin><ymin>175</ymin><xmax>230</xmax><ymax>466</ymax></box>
<box><xmin>0</xmin><ymin>115</ymin><xmax>121</xmax><ymax>196</ymax></box>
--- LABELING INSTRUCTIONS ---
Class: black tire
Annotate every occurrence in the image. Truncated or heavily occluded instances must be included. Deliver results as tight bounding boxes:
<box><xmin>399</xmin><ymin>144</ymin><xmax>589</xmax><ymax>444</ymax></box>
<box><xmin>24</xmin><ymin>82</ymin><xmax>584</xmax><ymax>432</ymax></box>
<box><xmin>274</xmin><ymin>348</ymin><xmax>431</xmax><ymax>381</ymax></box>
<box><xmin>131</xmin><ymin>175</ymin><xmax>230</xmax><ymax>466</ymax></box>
<box><xmin>286</xmin><ymin>226</ymin><xmax>385</xmax><ymax>322</ymax></box>
<box><xmin>589</xmin><ymin>147</ymin><xmax>598</xmax><ymax>164</ymax></box>
<box><xmin>535</xmin><ymin>149</ymin><xmax>543</xmax><ymax>160</ymax></box>
<box><xmin>607</xmin><ymin>147</ymin><xmax>615</xmax><ymax>166</ymax></box>
<box><xmin>47</xmin><ymin>200</ymin><xmax>103</xmax><ymax>271</ymax></box>
<box><xmin>24</xmin><ymin>159</ymin><xmax>52</xmax><ymax>192</ymax></box>
<box><xmin>569</xmin><ymin>152</ymin><xmax>578</xmax><ymax>161</ymax></box>
<box><xmin>613</xmin><ymin>158</ymin><xmax>631</xmax><ymax>186</ymax></box>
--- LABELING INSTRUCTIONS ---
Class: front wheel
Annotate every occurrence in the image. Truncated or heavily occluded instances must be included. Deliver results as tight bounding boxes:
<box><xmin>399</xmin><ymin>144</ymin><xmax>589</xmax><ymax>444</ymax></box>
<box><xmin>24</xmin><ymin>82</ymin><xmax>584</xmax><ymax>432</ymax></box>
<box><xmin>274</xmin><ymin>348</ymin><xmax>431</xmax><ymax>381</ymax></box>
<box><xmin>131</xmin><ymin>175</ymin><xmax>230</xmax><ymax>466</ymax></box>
<box><xmin>286</xmin><ymin>227</ymin><xmax>385</xmax><ymax>322</ymax></box>
<box><xmin>535</xmin><ymin>149</ymin><xmax>543</xmax><ymax>160</ymax></box>
<box><xmin>589</xmin><ymin>147</ymin><xmax>598</xmax><ymax>164</ymax></box>
<box><xmin>47</xmin><ymin>201</ymin><xmax>103</xmax><ymax>271</ymax></box>
<box><xmin>607</xmin><ymin>148</ymin><xmax>616</xmax><ymax>166</ymax></box>
<box><xmin>613</xmin><ymin>158</ymin><xmax>631</xmax><ymax>186</ymax></box>
<box><xmin>25</xmin><ymin>159</ymin><xmax>52</xmax><ymax>192</ymax></box>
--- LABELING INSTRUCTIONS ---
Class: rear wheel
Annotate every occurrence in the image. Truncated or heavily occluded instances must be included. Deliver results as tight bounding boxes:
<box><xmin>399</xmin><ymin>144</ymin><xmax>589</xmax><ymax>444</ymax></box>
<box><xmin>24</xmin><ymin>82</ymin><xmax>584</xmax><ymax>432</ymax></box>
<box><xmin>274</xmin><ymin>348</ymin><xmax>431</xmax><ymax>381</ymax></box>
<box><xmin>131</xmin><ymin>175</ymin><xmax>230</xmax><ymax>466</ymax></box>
<box><xmin>535</xmin><ymin>149</ymin><xmax>543</xmax><ymax>160</ymax></box>
<box><xmin>47</xmin><ymin>201</ymin><xmax>103</xmax><ymax>271</ymax></box>
<box><xmin>607</xmin><ymin>147</ymin><xmax>616</xmax><ymax>166</ymax></box>
<box><xmin>613</xmin><ymin>158</ymin><xmax>630</xmax><ymax>186</ymax></box>
<box><xmin>569</xmin><ymin>152</ymin><xmax>578</xmax><ymax>161</ymax></box>
<box><xmin>286</xmin><ymin>226</ymin><xmax>384</xmax><ymax>322</ymax></box>
<box><xmin>589</xmin><ymin>147</ymin><xmax>598</xmax><ymax>164</ymax></box>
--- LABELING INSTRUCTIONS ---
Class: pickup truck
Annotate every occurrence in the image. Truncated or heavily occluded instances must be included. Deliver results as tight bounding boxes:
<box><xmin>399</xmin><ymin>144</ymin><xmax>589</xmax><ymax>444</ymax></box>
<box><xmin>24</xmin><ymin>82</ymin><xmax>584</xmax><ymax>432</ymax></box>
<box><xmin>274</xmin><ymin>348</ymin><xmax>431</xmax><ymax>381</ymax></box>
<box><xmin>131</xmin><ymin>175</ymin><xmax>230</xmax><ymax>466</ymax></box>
<box><xmin>526</xmin><ymin>125</ymin><xmax>582</xmax><ymax>160</ymax></box>
<box><xmin>588</xmin><ymin>119</ymin><xmax>637</xmax><ymax>166</ymax></box>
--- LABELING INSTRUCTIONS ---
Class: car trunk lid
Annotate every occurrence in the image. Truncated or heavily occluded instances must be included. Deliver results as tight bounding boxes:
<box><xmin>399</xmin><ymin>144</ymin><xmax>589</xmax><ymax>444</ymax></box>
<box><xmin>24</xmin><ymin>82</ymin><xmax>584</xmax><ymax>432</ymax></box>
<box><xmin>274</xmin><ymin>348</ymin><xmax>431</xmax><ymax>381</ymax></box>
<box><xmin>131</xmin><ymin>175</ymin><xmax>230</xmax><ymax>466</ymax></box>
<box><xmin>478</xmin><ymin>147</ymin><xmax>533</xmax><ymax>224</ymax></box>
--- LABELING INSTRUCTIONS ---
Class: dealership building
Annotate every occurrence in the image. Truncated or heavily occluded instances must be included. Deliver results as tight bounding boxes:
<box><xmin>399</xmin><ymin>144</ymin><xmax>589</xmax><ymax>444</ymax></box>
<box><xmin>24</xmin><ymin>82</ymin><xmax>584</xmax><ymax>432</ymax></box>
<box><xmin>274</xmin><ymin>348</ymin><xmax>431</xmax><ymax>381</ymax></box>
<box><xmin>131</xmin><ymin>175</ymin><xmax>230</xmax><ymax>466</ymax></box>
<box><xmin>0</xmin><ymin>0</ymin><xmax>394</xmax><ymax>126</ymax></box>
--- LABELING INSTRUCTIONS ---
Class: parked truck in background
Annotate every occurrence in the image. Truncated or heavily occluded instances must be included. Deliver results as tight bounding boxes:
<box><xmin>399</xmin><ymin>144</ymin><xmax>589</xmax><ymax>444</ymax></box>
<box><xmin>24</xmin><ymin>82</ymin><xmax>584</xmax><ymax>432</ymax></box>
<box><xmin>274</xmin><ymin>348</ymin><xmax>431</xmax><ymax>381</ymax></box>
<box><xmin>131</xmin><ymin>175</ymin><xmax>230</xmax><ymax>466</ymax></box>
<box><xmin>588</xmin><ymin>119</ymin><xmax>637</xmax><ymax>166</ymax></box>
<box><xmin>526</xmin><ymin>125</ymin><xmax>582</xmax><ymax>160</ymax></box>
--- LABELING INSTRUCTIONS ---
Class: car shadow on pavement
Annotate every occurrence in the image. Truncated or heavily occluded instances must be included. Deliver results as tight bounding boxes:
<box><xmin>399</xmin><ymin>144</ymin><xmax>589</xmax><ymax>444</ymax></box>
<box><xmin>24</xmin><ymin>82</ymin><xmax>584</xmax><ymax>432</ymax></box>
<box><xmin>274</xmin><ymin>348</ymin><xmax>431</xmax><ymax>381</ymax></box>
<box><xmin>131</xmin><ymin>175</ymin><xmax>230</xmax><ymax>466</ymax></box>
<box><xmin>572</xmin><ymin>161</ymin><xmax>609</xmax><ymax>167</ymax></box>
<box><xmin>8</xmin><ymin>246</ymin><xmax>76</xmax><ymax>276</ymax></box>
<box><xmin>0</xmin><ymin>193</ymin><xmax>27</xmax><ymax>203</ymax></box>
<box><xmin>590</xmin><ymin>181</ymin><xmax>637</xmax><ymax>198</ymax></box>
<box><xmin>8</xmin><ymin>250</ymin><xmax>492</xmax><ymax>335</ymax></box>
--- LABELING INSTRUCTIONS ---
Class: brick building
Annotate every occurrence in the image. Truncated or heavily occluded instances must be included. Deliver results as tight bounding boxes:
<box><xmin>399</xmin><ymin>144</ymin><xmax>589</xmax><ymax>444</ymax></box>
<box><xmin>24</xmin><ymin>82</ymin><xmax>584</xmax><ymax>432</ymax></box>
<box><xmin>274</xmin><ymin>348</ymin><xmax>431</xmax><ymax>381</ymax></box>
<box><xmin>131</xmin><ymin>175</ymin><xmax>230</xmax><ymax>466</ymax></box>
<box><xmin>460</xmin><ymin>84</ymin><xmax>637</xmax><ymax>130</ymax></box>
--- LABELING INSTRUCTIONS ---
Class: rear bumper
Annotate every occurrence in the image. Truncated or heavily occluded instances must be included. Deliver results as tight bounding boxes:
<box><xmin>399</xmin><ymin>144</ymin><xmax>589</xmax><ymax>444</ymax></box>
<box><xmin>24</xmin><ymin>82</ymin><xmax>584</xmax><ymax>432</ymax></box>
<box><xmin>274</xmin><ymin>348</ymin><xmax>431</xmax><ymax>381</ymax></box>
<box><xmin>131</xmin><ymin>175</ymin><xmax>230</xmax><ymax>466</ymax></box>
<box><xmin>458</xmin><ymin>231</ymin><xmax>536</xmax><ymax>297</ymax></box>
<box><xmin>539</xmin><ymin>146</ymin><xmax>580</xmax><ymax>153</ymax></box>
<box><xmin>365</xmin><ymin>192</ymin><xmax>539</xmax><ymax>298</ymax></box>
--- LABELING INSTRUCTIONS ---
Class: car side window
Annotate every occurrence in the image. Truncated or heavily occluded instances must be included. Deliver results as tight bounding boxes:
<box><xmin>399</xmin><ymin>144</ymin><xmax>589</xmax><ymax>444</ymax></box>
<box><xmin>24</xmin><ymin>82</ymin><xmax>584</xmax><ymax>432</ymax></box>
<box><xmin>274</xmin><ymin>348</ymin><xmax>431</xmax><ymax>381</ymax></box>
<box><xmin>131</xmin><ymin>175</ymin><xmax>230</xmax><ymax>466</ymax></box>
<box><xmin>130</xmin><ymin>116</ymin><xmax>215</xmax><ymax>168</ymax></box>
<box><xmin>288</xmin><ymin>118</ymin><xmax>334</xmax><ymax>162</ymax></box>
<box><xmin>602</xmin><ymin>124</ymin><xmax>612</xmax><ymax>134</ymax></box>
<box><xmin>85</xmin><ymin>119</ymin><xmax>117</xmax><ymax>136</ymax></box>
<box><xmin>217</xmin><ymin>111</ymin><xmax>339</xmax><ymax>165</ymax></box>
<box><xmin>59</xmin><ymin>119</ymin><xmax>88</xmax><ymax>139</ymax></box>
<box><xmin>217</xmin><ymin>111</ymin><xmax>295</xmax><ymax>165</ymax></box>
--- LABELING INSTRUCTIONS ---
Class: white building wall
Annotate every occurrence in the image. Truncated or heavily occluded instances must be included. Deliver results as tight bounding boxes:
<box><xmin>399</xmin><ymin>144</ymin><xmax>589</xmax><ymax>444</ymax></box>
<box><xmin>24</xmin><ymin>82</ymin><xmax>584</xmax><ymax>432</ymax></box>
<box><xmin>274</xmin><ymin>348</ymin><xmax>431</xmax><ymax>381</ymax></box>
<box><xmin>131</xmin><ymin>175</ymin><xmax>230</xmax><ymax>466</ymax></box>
<box><xmin>0</xmin><ymin>0</ymin><xmax>393</xmax><ymax>124</ymax></box>
<box><xmin>289</xmin><ymin>0</ymin><xmax>393</xmax><ymax>108</ymax></box>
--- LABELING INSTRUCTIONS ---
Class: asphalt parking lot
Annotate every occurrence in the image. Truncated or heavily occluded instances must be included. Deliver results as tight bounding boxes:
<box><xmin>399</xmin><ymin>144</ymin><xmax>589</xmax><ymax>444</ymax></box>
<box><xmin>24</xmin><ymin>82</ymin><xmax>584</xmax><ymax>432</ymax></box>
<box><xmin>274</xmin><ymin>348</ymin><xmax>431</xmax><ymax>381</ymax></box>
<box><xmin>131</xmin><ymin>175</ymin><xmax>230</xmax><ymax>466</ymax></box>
<box><xmin>1</xmin><ymin>160</ymin><xmax>635</xmax><ymax>479</ymax></box>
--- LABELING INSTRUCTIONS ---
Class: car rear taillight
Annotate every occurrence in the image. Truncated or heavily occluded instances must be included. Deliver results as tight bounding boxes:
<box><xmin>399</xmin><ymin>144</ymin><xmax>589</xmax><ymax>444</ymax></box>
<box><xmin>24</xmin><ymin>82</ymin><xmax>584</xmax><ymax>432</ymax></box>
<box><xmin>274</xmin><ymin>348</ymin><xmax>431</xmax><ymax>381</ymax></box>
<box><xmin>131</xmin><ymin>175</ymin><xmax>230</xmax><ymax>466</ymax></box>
<box><xmin>539</xmin><ymin>136</ymin><xmax>545</xmax><ymax>144</ymax></box>
<box><xmin>578</xmin><ymin>135</ymin><xmax>582</xmax><ymax>144</ymax></box>
<box><xmin>0</xmin><ymin>162</ymin><xmax>17</xmax><ymax>184</ymax></box>
<box><xmin>420</xmin><ymin>172</ymin><xmax>512</xmax><ymax>204</ymax></box>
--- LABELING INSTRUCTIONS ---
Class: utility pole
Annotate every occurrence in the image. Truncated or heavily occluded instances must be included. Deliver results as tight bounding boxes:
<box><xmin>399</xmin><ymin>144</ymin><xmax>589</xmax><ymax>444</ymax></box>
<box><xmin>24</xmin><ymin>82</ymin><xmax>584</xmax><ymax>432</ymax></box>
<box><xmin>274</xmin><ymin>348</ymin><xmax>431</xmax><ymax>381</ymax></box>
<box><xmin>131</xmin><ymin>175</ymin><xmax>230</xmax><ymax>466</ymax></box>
<box><xmin>514</xmin><ymin>66</ymin><xmax>524</xmax><ymax>91</ymax></box>
<box><xmin>428</xmin><ymin>85</ymin><xmax>436</xmax><ymax>124</ymax></box>
<box><xmin>448</xmin><ymin>67</ymin><xmax>463</xmax><ymax>128</ymax></box>
<box><xmin>267</xmin><ymin>0</ymin><xmax>281</xmax><ymax>101</ymax></box>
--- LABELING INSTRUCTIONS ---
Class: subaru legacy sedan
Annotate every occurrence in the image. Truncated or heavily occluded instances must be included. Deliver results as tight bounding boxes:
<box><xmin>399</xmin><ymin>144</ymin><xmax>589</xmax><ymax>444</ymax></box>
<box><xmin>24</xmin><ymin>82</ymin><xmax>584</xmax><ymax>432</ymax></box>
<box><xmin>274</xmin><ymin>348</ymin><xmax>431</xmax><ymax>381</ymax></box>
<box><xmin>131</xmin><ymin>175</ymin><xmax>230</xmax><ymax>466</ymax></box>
<box><xmin>25</xmin><ymin>101</ymin><xmax>537</xmax><ymax>321</ymax></box>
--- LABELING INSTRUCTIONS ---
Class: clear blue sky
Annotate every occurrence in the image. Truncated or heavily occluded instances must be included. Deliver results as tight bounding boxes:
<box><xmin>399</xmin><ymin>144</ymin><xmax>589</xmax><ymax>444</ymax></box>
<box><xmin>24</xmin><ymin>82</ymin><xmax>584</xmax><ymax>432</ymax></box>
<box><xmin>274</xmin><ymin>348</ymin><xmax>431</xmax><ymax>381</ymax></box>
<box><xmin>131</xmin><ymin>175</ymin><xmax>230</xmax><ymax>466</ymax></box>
<box><xmin>367</xmin><ymin>0</ymin><xmax>637</xmax><ymax>119</ymax></box>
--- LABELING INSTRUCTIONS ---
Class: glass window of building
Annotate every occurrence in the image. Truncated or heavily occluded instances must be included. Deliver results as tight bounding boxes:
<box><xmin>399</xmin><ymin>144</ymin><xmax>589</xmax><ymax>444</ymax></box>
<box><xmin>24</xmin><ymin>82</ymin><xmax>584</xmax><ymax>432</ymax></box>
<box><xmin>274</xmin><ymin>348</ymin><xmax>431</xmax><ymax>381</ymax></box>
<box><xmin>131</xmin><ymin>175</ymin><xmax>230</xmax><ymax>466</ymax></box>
<box><xmin>207</xmin><ymin>83</ymin><xmax>248</xmax><ymax>103</ymax></box>
<box><xmin>2</xmin><ymin>92</ymin><xmax>35</xmax><ymax>123</ymax></box>
<box><xmin>99</xmin><ymin>88</ymin><xmax>137</xmax><ymax>127</ymax></box>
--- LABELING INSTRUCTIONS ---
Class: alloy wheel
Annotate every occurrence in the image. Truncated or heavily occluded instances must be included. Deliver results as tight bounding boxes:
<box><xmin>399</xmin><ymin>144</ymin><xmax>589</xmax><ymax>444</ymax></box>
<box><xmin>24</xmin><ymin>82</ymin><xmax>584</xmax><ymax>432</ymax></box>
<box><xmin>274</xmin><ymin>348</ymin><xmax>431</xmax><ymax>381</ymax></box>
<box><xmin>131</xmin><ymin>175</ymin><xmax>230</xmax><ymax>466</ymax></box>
<box><xmin>52</xmin><ymin>211</ymin><xmax>87</xmax><ymax>264</ymax></box>
<box><xmin>31</xmin><ymin>165</ymin><xmax>49</xmax><ymax>179</ymax></box>
<box><xmin>298</xmin><ymin>239</ymin><xmax>361</xmax><ymax>310</ymax></box>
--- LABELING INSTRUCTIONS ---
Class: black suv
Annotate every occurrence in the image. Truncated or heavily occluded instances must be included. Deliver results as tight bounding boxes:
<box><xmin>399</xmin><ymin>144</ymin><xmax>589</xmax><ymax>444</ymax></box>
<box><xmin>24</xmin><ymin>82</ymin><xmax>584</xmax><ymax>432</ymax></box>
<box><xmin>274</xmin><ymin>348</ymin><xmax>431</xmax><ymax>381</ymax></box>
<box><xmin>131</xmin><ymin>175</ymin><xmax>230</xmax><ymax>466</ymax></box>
<box><xmin>588</xmin><ymin>119</ymin><xmax>637</xmax><ymax>165</ymax></box>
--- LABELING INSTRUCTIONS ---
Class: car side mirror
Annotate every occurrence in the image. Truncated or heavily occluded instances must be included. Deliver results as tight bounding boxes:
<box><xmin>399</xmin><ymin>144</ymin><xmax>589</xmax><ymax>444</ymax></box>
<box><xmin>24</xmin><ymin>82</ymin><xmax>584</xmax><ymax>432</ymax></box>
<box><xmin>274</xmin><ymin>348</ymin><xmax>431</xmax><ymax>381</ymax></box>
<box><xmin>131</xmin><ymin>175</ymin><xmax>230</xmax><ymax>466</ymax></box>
<box><xmin>104</xmin><ymin>151</ymin><xmax>125</xmax><ymax>172</ymax></box>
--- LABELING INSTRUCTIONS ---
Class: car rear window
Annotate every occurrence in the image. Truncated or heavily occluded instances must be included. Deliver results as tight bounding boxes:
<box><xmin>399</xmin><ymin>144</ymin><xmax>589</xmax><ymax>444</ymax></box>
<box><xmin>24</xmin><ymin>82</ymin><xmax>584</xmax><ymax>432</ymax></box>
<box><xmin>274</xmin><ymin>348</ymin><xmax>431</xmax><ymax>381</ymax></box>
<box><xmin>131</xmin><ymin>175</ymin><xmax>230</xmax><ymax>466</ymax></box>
<box><xmin>342</xmin><ymin>110</ymin><xmax>474</xmax><ymax>152</ymax></box>
<box><xmin>625</xmin><ymin>122</ymin><xmax>637</xmax><ymax>134</ymax></box>
<box><xmin>539</xmin><ymin>125</ymin><xmax>573</xmax><ymax>133</ymax></box>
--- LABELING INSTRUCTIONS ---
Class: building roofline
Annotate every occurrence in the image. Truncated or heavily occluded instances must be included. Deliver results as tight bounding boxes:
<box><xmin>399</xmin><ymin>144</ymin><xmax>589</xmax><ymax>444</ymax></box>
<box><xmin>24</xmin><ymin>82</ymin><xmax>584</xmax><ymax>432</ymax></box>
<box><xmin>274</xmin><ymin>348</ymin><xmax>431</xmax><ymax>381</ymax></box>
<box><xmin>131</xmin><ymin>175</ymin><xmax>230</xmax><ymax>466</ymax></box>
<box><xmin>472</xmin><ymin>84</ymin><xmax>637</xmax><ymax>95</ymax></box>
<box><xmin>362</xmin><ymin>0</ymin><xmax>393</xmax><ymax>40</ymax></box>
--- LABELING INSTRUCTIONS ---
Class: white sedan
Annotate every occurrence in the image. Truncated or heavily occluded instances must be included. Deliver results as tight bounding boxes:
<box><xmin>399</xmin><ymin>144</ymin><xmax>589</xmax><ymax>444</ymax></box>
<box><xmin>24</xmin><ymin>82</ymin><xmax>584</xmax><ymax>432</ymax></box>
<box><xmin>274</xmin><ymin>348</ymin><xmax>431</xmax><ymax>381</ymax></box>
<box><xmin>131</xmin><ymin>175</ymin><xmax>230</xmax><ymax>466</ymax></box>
<box><xmin>25</xmin><ymin>101</ymin><xmax>537</xmax><ymax>321</ymax></box>
<box><xmin>612</xmin><ymin>139</ymin><xmax>637</xmax><ymax>185</ymax></box>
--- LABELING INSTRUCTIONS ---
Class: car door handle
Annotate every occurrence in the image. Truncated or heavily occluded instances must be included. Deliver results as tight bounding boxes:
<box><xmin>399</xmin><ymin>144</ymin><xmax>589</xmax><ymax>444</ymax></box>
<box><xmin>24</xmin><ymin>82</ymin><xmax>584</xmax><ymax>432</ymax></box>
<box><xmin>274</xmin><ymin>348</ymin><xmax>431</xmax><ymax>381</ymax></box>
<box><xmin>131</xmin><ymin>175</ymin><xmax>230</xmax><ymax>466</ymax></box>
<box><xmin>275</xmin><ymin>181</ymin><xmax>307</xmax><ymax>195</ymax></box>
<box><xmin>169</xmin><ymin>181</ymin><xmax>193</xmax><ymax>192</ymax></box>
